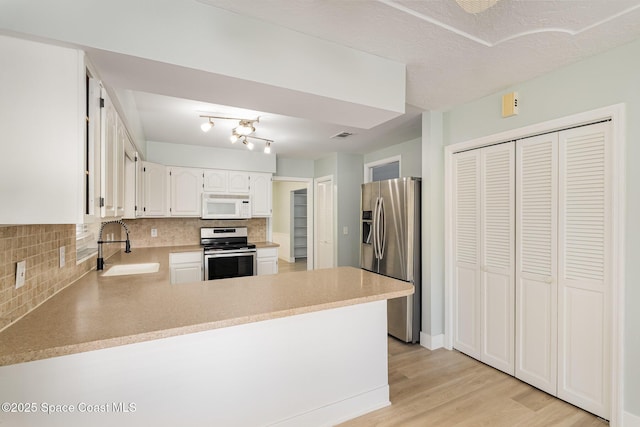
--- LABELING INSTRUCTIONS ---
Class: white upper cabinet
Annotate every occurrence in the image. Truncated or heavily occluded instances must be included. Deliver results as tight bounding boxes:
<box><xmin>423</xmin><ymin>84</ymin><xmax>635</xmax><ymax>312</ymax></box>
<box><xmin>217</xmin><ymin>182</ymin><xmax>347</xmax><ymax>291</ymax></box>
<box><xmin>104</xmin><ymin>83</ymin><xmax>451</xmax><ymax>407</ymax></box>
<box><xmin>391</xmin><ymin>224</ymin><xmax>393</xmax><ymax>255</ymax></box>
<box><xmin>101</xmin><ymin>94</ymin><xmax>118</xmax><ymax>218</ymax></box>
<box><xmin>203</xmin><ymin>170</ymin><xmax>227</xmax><ymax>193</ymax></box>
<box><xmin>140</xmin><ymin>161</ymin><xmax>167</xmax><ymax>217</ymax></box>
<box><xmin>0</xmin><ymin>36</ymin><xmax>87</xmax><ymax>224</ymax></box>
<box><xmin>115</xmin><ymin>117</ymin><xmax>126</xmax><ymax>218</ymax></box>
<box><xmin>203</xmin><ymin>170</ymin><xmax>250</xmax><ymax>194</ymax></box>
<box><xmin>250</xmin><ymin>173</ymin><xmax>273</xmax><ymax>217</ymax></box>
<box><xmin>169</xmin><ymin>167</ymin><xmax>202</xmax><ymax>217</ymax></box>
<box><xmin>228</xmin><ymin>171</ymin><xmax>250</xmax><ymax>194</ymax></box>
<box><xmin>100</xmin><ymin>93</ymin><xmax>128</xmax><ymax>219</ymax></box>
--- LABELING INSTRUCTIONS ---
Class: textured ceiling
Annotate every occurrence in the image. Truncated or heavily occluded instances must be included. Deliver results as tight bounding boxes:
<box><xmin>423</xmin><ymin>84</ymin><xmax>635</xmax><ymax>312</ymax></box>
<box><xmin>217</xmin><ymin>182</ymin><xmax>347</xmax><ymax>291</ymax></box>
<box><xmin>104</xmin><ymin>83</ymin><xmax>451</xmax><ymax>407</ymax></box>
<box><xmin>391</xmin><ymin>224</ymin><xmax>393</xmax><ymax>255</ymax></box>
<box><xmin>106</xmin><ymin>0</ymin><xmax>640</xmax><ymax>159</ymax></box>
<box><xmin>199</xmin><ymin>0</ymin><xmax>640</xmax><ymax>111</ymax></box>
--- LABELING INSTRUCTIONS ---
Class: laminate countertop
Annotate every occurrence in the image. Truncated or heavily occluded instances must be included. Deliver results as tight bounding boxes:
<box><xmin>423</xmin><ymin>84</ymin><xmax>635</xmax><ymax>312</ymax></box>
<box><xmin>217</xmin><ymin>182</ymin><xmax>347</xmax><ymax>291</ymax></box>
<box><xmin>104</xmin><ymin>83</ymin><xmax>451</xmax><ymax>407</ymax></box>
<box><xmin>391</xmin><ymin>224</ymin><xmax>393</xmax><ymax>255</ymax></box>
<box><xmin>252</xmin><ymin>241</ymin><xmax>280</xmax><ymax>249</ymax></box>
<box><xmin>0</xmin><ymin>246</ymin><xmax>412</xmax><ymax>366</ymax></box>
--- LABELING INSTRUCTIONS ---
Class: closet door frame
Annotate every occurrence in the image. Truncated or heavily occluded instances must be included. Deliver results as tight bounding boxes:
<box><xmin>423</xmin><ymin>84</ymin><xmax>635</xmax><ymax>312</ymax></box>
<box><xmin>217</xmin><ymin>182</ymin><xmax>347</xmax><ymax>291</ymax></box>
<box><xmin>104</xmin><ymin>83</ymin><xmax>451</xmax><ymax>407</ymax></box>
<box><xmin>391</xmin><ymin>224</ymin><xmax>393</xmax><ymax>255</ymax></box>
<box><xmin>443</xmin><ymin>103</ymin><xmax>625</xmax><ymax>426</ymax></box>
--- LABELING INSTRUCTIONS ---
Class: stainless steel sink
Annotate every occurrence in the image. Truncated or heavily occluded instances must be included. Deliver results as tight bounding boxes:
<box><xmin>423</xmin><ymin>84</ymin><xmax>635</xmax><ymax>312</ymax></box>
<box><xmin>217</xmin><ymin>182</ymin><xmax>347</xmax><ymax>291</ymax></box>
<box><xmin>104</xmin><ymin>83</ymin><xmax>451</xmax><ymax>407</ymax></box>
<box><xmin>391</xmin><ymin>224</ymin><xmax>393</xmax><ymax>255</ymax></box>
<box><xmin>102</xmin><ymin>263</ymin><xmax>160</xmax><ymax>277</ymax></box>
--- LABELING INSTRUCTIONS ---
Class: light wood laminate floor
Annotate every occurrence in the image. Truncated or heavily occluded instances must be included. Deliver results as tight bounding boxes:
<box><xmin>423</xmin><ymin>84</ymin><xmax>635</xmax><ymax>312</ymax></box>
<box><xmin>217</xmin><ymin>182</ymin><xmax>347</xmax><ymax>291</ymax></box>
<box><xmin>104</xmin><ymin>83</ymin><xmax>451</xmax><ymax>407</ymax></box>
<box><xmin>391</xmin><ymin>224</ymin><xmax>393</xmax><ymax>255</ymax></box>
<box><xmin>278</xmin><ymin>258</ymin><xmax>308</xmax><ymax>273</ymax></box>
<box><xmin>339</xmin><ymin>338</ymin><xmax>608</xmax><ymax>427</ymax></box>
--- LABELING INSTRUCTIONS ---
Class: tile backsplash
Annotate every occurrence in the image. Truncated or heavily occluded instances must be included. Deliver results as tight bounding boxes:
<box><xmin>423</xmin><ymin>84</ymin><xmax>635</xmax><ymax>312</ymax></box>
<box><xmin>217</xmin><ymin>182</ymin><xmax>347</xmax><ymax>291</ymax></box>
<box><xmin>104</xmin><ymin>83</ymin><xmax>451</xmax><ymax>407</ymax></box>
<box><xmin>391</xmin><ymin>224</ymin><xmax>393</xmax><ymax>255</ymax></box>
<box><xmin>0</xmin><ymin>225</ymin><xmax>115</xmax><ymax>330</ymax></box>
<box><xmin>125</xmin><ymin>217</ymin><xmax>267</xmax><ymax>248</ymax></box>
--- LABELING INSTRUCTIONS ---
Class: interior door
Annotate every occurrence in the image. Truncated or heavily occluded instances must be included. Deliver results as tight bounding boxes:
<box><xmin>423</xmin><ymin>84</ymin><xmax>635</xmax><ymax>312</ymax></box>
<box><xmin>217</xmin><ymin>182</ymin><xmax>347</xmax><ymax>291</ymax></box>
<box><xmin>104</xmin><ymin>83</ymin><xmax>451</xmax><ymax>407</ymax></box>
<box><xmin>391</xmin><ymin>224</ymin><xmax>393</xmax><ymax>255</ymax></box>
<box><xmin>452</xmin><ymin>150</ymin><xmax>482</xmax><ymax>359</ymax></box>
<box><xmin>315</xmin><ymin>176</ymin><xmax>334</xmax><ymax>269</ymax></box>
<box><xmin>557</xmin><ymin>122</ymin><xmax>611</xmax><ymax>419</ymax></box>
<box><xmin>480</xmin><ymin>142</ymin><xmax>515</xmax><ymax>375</ymax></box>
<box><xmin>516</xmin><ymin>133</ymin><xmax>558</xmax><ymax>395</ymax></box>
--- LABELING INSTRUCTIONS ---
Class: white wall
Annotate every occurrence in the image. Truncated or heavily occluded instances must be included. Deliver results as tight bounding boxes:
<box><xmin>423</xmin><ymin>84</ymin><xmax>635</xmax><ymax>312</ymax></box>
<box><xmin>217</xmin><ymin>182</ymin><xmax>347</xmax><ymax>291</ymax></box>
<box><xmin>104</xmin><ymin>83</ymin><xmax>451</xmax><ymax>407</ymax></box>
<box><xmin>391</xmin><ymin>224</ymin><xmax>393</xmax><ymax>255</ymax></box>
<box><xmin>276</xmin><ymin>157</ymin><xmax>315</xmax><ymax>178</ymax></box>
<box><xmin>336</xmin><ymin>153</ymin><xmax>364</xmax><ymax>268</ymax></box>
<box><xmin>364</xmin><ymin>137</ymin><xmax>422</xmax><ymax>178</ymax></box>
<box><xmin>439</xmin><ymin>37</ymin><xmax>640</xmax><ymax>417</ymax></box>
<box><xmin>420</xmin><ymin>112</ymin><xmax>445</xmax><ymax>345</ymax></box>
<box><xmin>146</xmin><ymin>141</ymin><xmax>276</xmax><ymax>173</ymax></box>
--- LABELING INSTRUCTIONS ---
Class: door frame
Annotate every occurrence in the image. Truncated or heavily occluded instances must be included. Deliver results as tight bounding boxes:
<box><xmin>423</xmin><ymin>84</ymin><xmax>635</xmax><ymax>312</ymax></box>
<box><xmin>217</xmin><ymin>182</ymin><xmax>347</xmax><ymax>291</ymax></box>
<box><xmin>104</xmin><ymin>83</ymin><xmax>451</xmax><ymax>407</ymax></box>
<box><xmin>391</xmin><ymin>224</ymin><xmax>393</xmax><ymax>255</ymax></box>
<box><xmin>314</xmin><ymin>175</ymin><xmax>336</xmax><ymax>269</ymax></box>
<box><xmin>443</xmin><ymin>103</ymin><xmax>625</xmax><ymax>426</ymax></box>
<box><xmin>272</xmin><ymin>176</ymin><xmax>314</xmax><ymax>270</ymax></box>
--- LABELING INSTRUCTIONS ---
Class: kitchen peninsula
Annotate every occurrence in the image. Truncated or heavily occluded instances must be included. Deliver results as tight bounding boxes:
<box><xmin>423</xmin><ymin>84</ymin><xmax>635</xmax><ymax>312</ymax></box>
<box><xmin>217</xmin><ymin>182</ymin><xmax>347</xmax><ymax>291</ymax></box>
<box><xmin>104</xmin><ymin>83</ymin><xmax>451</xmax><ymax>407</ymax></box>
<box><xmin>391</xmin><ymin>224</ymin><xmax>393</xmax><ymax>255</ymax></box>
<box><xmin>0</xmin><ymin>247</ymin><xmax>412</xmax><ymax>427</ymax></box>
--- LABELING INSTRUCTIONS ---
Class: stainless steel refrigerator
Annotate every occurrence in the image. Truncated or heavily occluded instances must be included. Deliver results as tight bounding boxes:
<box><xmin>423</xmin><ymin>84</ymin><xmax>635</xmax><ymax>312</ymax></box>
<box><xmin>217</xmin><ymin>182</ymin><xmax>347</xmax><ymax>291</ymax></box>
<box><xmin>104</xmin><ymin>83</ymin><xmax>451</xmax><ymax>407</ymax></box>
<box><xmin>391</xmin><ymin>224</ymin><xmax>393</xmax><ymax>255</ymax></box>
<box><xmin>361</xmin><ymin>177</ymin><xmax>421</xmax><ymax>343</ymax></box>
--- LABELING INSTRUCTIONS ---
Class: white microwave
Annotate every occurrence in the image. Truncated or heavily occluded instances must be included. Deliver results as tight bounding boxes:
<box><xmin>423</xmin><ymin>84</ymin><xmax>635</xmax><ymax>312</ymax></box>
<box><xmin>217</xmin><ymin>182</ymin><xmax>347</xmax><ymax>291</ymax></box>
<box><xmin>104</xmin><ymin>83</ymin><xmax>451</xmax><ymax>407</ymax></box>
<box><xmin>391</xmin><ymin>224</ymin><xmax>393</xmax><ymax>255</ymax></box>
<box><xmin>202</xmin><ymin>193</ymin><xmax>251</xmax><ymax>219</ymax></box>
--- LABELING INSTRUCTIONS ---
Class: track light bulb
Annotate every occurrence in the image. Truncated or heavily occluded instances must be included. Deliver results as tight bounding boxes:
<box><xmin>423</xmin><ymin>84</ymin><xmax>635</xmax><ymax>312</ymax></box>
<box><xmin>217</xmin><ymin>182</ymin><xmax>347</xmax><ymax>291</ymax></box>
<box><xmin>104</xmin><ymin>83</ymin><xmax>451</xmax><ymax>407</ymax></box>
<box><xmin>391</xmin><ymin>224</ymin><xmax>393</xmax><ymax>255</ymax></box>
<box><xmin>264</xmin><ymin>142</ymin><xmax>271</xmax><ymax>154</ymax></box>
<box><xmin>246</xmin><ymin>141</ymin><xmax>254</xmax><ymax>150</ymax></box>
<box><xmin>201</xmin><ymin>119</ymin><xmax>214</xmax><ymax>132</ymax></box>
<box><xmin>230</xmin><ymin>133</ymin><xmax>239</xmax><ymax>143</ymax></box>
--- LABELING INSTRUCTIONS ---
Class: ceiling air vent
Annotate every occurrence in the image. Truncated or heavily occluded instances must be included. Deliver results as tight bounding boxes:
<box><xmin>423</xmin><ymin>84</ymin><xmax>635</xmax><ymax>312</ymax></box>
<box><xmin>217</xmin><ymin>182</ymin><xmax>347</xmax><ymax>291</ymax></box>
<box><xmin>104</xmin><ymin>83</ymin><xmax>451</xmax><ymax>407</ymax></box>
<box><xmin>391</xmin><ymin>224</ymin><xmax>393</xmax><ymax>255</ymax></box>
<box><xmin>331</xmin><ymin>131</ymin><xmax>354</xmax><ymax>139</ymax></box>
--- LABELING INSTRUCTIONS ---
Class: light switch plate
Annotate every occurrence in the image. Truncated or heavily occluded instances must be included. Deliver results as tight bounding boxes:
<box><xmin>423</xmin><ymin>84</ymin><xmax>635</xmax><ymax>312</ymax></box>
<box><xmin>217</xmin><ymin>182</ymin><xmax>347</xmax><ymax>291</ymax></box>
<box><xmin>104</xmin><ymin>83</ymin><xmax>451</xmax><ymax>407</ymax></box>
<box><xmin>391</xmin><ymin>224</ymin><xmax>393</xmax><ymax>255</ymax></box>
<box><xmin>151</xmin><ymin>228</ymin><xmax>158</xmax><ymax>237</ymax></box>
<box><xmin>15</xmin><ymin>260</ymin><xmax>26</xmax><ymax>289</ymax></box>
<box><xmin>59</xmin><ymin>246</ymin><xmax>65</xmax><ymax>268</ymax></box>
<box><xmin>343</xmin><ymin>226</ymin><xmax>348</xmax><ymax>235</ymax></box>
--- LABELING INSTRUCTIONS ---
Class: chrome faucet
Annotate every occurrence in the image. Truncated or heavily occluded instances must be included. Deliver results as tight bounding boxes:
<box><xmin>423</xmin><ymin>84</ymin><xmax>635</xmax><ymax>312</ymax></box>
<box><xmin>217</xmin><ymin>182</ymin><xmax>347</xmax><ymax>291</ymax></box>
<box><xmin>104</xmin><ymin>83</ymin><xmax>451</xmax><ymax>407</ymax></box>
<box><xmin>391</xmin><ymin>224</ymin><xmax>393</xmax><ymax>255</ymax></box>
<box><xmin>97</xmin><ymin>220</ymin><xmax>132</xmax><ymax>270</ymax></box>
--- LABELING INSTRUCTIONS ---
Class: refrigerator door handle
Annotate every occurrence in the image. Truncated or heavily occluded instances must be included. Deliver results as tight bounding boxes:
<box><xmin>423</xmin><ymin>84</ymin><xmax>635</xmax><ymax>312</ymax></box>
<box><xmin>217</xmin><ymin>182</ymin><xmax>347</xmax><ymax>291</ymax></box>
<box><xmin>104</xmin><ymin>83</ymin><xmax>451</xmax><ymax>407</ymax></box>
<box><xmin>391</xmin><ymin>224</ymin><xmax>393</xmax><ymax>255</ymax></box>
<box><xmin>372</xmin><ymin>196</ymin><xmax>379</xmax><ymax>259</ymax></box>
<box><xmin>379</xmin><ymin>197</ymin><xmax>386</xmax><ymax>259</ymax></box>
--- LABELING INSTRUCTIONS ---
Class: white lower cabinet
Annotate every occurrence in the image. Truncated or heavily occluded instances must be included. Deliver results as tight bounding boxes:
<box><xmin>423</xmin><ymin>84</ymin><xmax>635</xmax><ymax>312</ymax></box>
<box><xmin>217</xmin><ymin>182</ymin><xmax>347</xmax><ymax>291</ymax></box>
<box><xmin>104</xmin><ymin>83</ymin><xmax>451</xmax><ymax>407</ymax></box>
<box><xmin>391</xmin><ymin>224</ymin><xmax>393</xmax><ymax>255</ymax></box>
<box><xmin>257</xmin><ymin>247</ymin><xmax>278</xmax><ymax>276</ymax></box>
<box><xmin>169</xmin><ymin>251</ymin><xmax>203</xmax><ymax>284</ymax></box>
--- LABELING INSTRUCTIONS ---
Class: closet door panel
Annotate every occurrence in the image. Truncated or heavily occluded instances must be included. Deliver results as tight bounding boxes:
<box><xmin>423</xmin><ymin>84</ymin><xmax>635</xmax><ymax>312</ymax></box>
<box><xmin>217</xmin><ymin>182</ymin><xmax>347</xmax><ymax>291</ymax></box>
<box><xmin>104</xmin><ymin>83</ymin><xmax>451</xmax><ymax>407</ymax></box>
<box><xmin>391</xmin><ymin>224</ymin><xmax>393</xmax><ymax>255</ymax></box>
<box><xmin>515</xmin><ymin>134</ymin><xmax>558</xmax><ymax>395</ymax></box>
<box><xmin>480</xmin><ymin>143</ymin><xmax>515</xmax><ymax>374</ymax></box>
<box><xmin>557</xmin><ymin>122</ymin><xmax>611</xmax><ymax>419</ymax></box>
<box><xmin>452</xmin><ymin>150</ymin><xmax>481</xmax><ymax>359</ymax></box>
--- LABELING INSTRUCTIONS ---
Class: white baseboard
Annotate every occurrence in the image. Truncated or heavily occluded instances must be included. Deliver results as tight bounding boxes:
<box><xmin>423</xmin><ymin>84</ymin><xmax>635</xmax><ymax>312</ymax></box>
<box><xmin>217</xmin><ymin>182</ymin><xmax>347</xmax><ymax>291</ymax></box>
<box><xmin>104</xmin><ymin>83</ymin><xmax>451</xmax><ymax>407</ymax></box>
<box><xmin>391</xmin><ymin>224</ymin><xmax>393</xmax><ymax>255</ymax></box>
<box><xmin>420</xmin><ymin>332</ymin><xmax>444</xmax><ymax>350</ymax></box>
<box><xmin>623</xmin><ymin>411</ymin><xmax>640</xmax><ymax>427</ymax></box>
<box><xmin>271</xmin><ymin>385</ymin><xmax>390</xmax><ymax>427</ymax></box>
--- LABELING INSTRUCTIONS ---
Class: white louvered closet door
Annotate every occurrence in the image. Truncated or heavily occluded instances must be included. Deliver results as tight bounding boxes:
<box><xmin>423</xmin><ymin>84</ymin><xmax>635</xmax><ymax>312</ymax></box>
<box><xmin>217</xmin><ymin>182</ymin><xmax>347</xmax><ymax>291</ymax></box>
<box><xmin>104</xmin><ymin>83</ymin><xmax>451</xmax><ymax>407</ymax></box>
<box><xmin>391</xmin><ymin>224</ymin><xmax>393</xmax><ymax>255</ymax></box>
<box><xmin>557</xmin><ymin>122</ymin><xmax>611</xmax><ymax>419</ymax></box>
<box><xmin>515</xmin><ymin>133</ymin><xmax>558</xmax><ymax>395</ymax></box>
<box><xmin>453</xmin><ymin>150</ymin><xmax>482</xmax><ymax>359</ymax></box>
<box><xmin>480</xmin><ymin>143</ymin><xmax>515</xmax><ymax>374</ymax></box>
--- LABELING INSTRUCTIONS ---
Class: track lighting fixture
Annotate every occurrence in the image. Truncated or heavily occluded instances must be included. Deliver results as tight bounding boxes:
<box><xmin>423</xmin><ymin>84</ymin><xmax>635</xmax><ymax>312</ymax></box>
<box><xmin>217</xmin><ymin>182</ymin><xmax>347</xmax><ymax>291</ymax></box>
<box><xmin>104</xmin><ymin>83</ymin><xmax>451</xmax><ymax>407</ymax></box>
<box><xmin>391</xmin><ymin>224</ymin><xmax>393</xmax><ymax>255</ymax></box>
<box><xmin>199</xmin><ymin>113</ymin><xmax>273</xmax><ymax>153</ymax></box>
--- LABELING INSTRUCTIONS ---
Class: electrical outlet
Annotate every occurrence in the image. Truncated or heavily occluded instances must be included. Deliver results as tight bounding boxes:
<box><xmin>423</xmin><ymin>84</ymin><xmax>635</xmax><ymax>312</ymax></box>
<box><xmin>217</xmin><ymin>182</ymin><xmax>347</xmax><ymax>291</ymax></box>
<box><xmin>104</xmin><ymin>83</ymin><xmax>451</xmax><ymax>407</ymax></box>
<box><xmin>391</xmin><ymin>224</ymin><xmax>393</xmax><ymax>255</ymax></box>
<box><xmin>59</xmin><ymin>246</ymin><xmax>65</xmax><ymax>268</ymax></box>
<box><xmin>15</xmin><ymin>260</ymin><xmax>26</xmax><ymax>289</ymax></box>
<box><xmin>151</xmin><ymin>228</ymin><xmax>158</xmax><ymax>237</ymax></box>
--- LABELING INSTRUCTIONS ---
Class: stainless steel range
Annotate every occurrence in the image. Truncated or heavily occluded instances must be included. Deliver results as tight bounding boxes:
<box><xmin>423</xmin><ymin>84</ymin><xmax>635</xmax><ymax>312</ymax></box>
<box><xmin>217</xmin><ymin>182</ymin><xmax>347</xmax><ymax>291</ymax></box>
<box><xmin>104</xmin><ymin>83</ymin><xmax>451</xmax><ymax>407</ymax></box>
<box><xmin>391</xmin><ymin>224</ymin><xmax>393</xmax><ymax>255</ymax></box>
<box><xmin>201</xmin><ymin>227</ymin><xmax>257</xmax><ymax>280</ymax></box>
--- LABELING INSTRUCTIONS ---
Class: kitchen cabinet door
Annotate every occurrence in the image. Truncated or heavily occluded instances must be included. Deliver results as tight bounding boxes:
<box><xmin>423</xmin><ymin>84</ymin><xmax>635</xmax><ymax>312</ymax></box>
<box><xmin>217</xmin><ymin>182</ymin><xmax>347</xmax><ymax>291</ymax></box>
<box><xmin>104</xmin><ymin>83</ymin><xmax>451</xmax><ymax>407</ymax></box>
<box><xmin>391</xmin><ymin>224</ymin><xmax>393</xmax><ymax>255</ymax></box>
<box><xmin>228</xmin><ymin>171</ymin><xmax>250</xmax><ymax>194</ymax></box>
<box><xmin>250</xmin><ymin>173</ymin><xmax>272</xmax><ymax>217</ymax></box>
<box><xmin>169</xmin><ymin>167</ymin><xmax>202</xmax><ymax>217</ymax></box>
<box><xmin>0</xmin><ymin>35</ymin><xmax>86</xmax><ymax>224</ymax></box>
<box><xmin>203</xmin><ymin>170</ymin><xmax>227</xmax><ymax>193</ymax></box>
<box><xmin>101</xmin><ymin>94</ymin><xmax>118</xmax><ymax>218</ymax></box>
<box><xmin>141</xmin><ymin>161</ymin><xmax>167</xmax><ymax>217</ymax></box>
<box><xmin>257</xmin><ymin>247</ymin><xmax>278</xmax><ymax>276</ymax></box>
<box><xmin>115</xmin><ymin>117</ymin><xmax>126</xmax><ymax>217</ymax></box>
<box><xmin>170</xmin><ymin>251</ymin><xmax>203</xmax><ymax>284</ymax></box>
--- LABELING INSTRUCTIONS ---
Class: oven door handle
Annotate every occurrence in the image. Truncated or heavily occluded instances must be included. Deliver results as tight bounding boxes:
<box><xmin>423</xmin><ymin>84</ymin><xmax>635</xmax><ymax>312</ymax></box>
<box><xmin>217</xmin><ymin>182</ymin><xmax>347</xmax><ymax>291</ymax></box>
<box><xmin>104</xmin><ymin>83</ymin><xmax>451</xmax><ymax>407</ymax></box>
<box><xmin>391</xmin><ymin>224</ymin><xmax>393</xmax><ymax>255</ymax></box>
<box><xmin>204</xmin><ymin>249</ymin><xmax>257</xmax><ymax>256</ymax></box>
